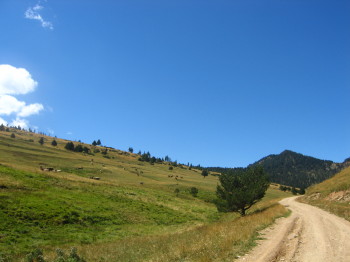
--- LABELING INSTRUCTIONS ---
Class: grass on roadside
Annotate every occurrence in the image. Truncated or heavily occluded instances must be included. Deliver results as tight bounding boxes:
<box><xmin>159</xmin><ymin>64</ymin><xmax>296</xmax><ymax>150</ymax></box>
<box><xmin>300</xmin><ymin>166</ymin><xmax>350</xmax><ymax>221</ymax></box>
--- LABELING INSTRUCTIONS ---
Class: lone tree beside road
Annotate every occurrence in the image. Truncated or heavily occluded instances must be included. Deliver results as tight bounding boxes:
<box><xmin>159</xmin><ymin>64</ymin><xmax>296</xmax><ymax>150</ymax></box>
<box><xmin>215</xmin><ymin>166</ymin><xmax>269</xmax><ymax>216</ymax></box>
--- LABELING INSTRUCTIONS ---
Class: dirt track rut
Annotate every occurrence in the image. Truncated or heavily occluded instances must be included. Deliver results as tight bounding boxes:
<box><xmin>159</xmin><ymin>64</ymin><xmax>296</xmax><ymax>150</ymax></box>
<box><xmin>237</xmin><ymin>196</ymin><xmax>350</xmax><ymax>262</ymax></box>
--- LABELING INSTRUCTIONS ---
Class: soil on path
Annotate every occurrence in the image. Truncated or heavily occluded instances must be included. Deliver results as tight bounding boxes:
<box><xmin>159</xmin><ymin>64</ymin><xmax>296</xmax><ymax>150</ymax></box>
<box><xmin>237</xmin><ymin>196</ymin><xmax>350</xmax><ymax>262</ymax></box>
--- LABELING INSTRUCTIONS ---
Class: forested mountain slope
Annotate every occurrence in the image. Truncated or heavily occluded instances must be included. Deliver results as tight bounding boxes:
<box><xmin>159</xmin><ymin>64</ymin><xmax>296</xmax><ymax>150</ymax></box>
<box><xmin>208</xmin><ymin>150</ymin><xmax>349</xmax><ymax>189</ymax></box>
<box><xmin>251</xmin><ymin>150</ymin><xmax>349</xmax><ymax>188</ymax></box>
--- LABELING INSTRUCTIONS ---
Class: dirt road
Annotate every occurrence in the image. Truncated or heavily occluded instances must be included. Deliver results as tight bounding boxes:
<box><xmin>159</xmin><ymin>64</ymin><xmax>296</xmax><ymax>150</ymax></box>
<box><xmin>237</xmin><ymin>196</ymin><xmax>350</xmax><ymax>262</ymax></box>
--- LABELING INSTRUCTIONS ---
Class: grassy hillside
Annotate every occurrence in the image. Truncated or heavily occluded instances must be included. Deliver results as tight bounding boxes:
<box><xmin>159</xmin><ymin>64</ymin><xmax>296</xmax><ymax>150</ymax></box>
<box><xmin>0</xmin><ymin>128</ymin><xmax>291</xmax><ymax>261</ymax></box>
<box><xmin>300</xmin><ymin>166</ymin><xmax>350</xmax><ymax>221</ymax></box>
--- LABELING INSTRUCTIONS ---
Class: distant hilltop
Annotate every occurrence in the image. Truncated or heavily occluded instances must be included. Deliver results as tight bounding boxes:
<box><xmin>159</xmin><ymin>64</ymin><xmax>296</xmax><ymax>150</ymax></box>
<box><xmin>208</xmin><ymin>150</ymin><xmax>350</xmax><ymax>189</ymax></box>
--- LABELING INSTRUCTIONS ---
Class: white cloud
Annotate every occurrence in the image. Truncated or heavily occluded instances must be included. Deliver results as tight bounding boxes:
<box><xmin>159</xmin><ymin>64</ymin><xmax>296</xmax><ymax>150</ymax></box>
<box><xmin>0</xmin><ymin>95</ymin><xmax>44</xmax><ymax>117</ymax></box>
<box><xmin>10</xmin><ymin>118</ymin><xmax>29</xmax><ymax>129</ymax></box>
<box><xmin>25</xmin><ymin>3</ymin><xmax>53</xmax><ymax>30</ymax></box>
<box><xmin>0</xmin><ymin>117</ymin><xmax>7</xmax><ymax>126</ymax></box>
<box><xmin>18</xmin><ymin>103</ymin><xmax>44</xmax><ymax>117</ymax></box>
<box><xmin>0</xmin><ymin>95</ymin><xmax>26</xmax><ymax>115</ymax></box>
<box><xmin>0</xmin><ymin>65</ymin><xmax>38</xmax><ymax>95</ymax></box>
<box><xmin>0</xmin><ymin>64</ymin><xmax>45</xmax><ymax>129</ymax></box>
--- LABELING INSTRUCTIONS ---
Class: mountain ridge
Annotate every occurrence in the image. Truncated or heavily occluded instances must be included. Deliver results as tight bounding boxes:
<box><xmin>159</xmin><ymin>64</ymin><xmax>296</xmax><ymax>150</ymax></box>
<box><xmin>208</xmin><ymin>150</ymin><xmax>349</xmax><ymax>189</ymax></box>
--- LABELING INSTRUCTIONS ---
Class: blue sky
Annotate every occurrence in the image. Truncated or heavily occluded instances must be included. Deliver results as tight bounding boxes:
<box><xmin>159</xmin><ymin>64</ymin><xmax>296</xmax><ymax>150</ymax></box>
<box><xmin>0</xmin><ymin>0</ymin><xmax>349</xmax><ymax>167</ymax></box>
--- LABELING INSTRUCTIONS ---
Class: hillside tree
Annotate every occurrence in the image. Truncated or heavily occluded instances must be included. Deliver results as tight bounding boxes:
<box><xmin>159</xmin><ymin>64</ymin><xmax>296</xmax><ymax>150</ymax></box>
<box><xmin>201</xmin><ymin>169</ymin><xmax>209</xmax><ymax>178</ymax></box>
<box><xmin>51</xmin><ymin>140</ymin><xmax>57</xmax><ymax>146</ymax></box>
<box><xmin>75</xmin><ymin>144</ymin><xmax>83</xmax><ymax>152</ymax></box>
<box><xmin>215</xmin><ymin>166</ymin><xmax>269</xmax><ymax>216</ymax></box>
<box><xmin>190</xmin><ymin>187</ymin><xmax>199</xmax><ymax>197</ymax></box>
<box><xmin>65</xmin><ymin>142</ymin><xmax>75</xmax><ymax>151</ymax></box>
<box><xmin>298</xmin><ymin>188</ymin><xmax>306</xmax><ymax>195</ymax></box>
<box><xmin>39</xmin><ymin>137</ymin><xmax>44</xmax><ymax>145</ymax></box>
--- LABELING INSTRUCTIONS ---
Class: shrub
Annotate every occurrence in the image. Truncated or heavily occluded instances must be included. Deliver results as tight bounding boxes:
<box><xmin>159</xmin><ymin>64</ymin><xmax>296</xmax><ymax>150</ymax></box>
<box><xmin>65</xmin><ymin>142</ymin><xmax>75</xmax><ymax>151</ymax></box>
<box><xmin>201</xmin><ymin>169</ymin><xmax>209</xmax><ymax>178</ymax></box>
<box><xmin>82</xmin><ymin>146</ymin><xmax>90</xmax><ymax>154</ymax></box>
<box><xmin>51</xmin><ymin>140</ymin><xmax>58</xmax><ymax>146</ymax></box>
<box><xmin>25</xmin><ymin>247</ymin><xmax>86</xmax><ymax>262</ymax></box>
<box><xmin>39</xmin><ymin>137</ymin><xmax>44</xmax><ymax>145</ymax></box>
<box><xmin>26</xmin><ymin>248</ymin><xmax>45</xmax><ymax>262</ymax></box>
<box><xmin>190</xmin><ymin>187</ymin><xmax>199</xmax><ymax>197</ymax></box>
<box><xmin>74</xmin><ymin>144</ymin><xmax>83</xmax><ymax>152</ymax></box>
<box><xmin>10</xmin><ymin>133</ymin><xmax>15</xmax><ymax>138</ymax></box>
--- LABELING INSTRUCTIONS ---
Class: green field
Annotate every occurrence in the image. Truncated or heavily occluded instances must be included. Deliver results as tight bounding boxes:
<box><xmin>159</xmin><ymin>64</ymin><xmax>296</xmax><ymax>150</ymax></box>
<box><xmin>0</xmin><ymin>129</ymin><xmax>291</xmax><ymax>261</ymax></box>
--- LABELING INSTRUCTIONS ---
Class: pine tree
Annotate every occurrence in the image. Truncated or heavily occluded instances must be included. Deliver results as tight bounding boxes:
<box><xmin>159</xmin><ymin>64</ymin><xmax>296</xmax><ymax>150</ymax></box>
<box><xmin>51</xmin><ymin>140</ymin><xmax>57</xmax><ymax>146</ymax></box>
<box><xmin>215</xmin><ymin>166</ymin><xmax>269</xmax><ymax>216</ymax></box>
<box><xmin>201</xmin><ymin>169</ymin><xmax>209</xmax><ymax>178</ymax></box>
<box><xmin>65</xmin><ymin>142</ymin><xmax>75</xmax><ymax>151</ymax></box>
<box><xmin>38</xmin><ymin>137</ymin><xmax>44</xmax><ymax>145</ymax></box>
<box><xmin>74</xmin><ymin>144</ymin><xmax>84</xmax><ymax>152</ymax></box>
<box><xmin>190</xmin><ymin>187</ymin><xmax>199</xmax><ymax>197</ymax></box>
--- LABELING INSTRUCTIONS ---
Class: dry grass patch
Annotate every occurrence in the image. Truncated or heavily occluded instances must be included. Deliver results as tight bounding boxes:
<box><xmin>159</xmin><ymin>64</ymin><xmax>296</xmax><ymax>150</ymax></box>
<box><xmin>300</xmin><ymin>166</ymin><xmax>350</xmax><ymax>221</ymax></box>
<box><xmin>43</xmin><ymin>204</ymin><xmax>287</xmax><ymax>262</ymax></box>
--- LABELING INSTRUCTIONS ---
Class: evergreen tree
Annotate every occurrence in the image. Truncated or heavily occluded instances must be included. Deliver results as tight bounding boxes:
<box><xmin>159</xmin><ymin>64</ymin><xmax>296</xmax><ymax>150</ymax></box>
<box><xmin>38</xmin><ymin>137</ymin><xmax>44</xmax><ymax>145</ymax></box>
<box><xmin>298</xmin><ymin>188</ymin><xmax>306</xmax><ymax>195</ymax></box>
<box><xmin>65</xmin><ymin>142</ymin><xmax>75</xmax><ymax>151</ymax></box>
<box><xmin>215</xmin><ymin>166</ymin><xmax>269</xmax><ymax>216</ymax></box>
<box><xmin>10</xmin><ymin>133</ymin><xmax>15</xmax><ymax>138</ymax></box>
<box><xmin>83</xmin><ymin>146</ymin><xmax>90</xmax><ymax>154</ymax></box>
<box><xmin>75</xmin><ymin>144</ymin><xmax>84</xmax><ymax>152</ymax></box>
<box><xmin>128</xmin><ymin>147</ymin><xmax>134</xmax><ymax>153</ymax></box>
<box><xmin>201</xmin><ymin>169</ymin><xmax>209</xmax><ymax>178</ymax></box>
<box><xmin>51</xmin><ymin>140</ymin><xmax>58</xmax><ymax>146</ymax></box>
<box><xmin>92</xmin><ymin>140</ymin><xmax>97</xmax><ymax>146</ymax></box>
<box><xmin>96</xmin><ymin>139</ymin><xmax>101</xmax><ymax>145</ymax></box>
<box><xmin>0</xmin><ymin>124</ymin><xmax>5</xmax><ymax>131</ymax></box>
<box><xmin>190</xmin><ymin>187</ymin><xmax>199</xmax><ymax>197</ymax></box>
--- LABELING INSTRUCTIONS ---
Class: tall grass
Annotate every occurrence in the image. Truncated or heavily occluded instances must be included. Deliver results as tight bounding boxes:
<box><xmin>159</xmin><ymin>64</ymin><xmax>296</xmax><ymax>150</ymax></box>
<box><xmin>42</xmin><ymin>204</ymin><xmax>287</xmax><ymax>262</ymax></box>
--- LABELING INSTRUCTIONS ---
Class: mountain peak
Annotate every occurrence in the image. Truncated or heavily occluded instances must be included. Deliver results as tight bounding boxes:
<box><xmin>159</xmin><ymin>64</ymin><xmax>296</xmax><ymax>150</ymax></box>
<box><xmin>251</xmin><ymin>150</ymin><xmax>342</xmax><ymax>188</ymax></box>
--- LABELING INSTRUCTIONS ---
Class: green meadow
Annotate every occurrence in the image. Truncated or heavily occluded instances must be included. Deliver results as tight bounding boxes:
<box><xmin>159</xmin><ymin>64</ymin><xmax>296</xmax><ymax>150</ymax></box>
<box><xmin>0</xmin><ymin>129</ymin><xmax>290</xmax><ymax>261</ymax></box>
